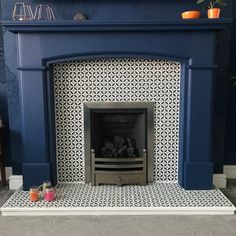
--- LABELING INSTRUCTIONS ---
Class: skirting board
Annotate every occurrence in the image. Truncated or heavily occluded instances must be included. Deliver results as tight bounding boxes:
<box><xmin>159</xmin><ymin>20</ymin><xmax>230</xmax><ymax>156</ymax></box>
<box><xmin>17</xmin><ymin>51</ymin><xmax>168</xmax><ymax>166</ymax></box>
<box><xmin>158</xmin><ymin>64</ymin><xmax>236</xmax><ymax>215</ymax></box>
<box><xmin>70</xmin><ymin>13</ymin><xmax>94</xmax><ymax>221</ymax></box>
<box><xmin>224</xmin><ymin>165</ymin><xmax>236</xmax><ymax>179</ymax></box>
<box><xmin>213</xmin><ymin>174</ymin><xmax>227</xmax><ymax>189</ymax></box>
<box><xmin>9</xmin><ymin>175</ymin><xmax>23</xmax><ymax>190</ymax></box>
<box><xmin>4</xmin><ymin>170</ymin><xmax>234</xmax><ymax>190</ymax></box>
<box><xmin>0</xmin><ymin>167</ymin><xmax>12</xmax><ymax>181</ymax></box>
<box><xmin>1</xmin><ymin>207</ymin><xmax>235</xmax><ymax>216</ymax></box>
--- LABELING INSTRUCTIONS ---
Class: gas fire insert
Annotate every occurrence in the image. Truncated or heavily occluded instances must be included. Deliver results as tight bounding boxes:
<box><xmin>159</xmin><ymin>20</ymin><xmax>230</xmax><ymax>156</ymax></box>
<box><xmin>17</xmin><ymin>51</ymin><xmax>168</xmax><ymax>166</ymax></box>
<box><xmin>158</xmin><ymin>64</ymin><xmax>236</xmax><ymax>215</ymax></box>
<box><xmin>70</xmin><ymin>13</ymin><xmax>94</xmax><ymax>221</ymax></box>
<box><xmin>84</xmin><ymin>102</ymin><xmax>155</xmax><ymax>186</ymax></box>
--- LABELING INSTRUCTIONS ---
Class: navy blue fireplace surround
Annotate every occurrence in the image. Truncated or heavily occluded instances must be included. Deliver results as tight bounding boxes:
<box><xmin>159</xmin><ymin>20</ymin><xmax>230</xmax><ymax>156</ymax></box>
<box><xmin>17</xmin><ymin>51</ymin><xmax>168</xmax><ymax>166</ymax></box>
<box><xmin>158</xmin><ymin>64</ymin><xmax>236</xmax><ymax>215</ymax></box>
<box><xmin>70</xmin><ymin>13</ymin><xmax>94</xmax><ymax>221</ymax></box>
<box><xmin>2</xmin><ymin>19</ymin><xmax>232</xmax><ymax>190</ymax></box>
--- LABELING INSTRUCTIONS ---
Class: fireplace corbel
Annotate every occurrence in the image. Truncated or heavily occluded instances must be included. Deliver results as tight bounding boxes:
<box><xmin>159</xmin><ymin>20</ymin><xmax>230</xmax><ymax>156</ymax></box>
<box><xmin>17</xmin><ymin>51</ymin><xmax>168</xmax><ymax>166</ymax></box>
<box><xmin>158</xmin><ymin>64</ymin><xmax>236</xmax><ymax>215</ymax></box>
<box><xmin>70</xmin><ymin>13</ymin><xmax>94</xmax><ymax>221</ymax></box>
<box><xmin>2</xmin><ymin>19</ymin><xmax>232</xmax><ymax>190</ymax></box>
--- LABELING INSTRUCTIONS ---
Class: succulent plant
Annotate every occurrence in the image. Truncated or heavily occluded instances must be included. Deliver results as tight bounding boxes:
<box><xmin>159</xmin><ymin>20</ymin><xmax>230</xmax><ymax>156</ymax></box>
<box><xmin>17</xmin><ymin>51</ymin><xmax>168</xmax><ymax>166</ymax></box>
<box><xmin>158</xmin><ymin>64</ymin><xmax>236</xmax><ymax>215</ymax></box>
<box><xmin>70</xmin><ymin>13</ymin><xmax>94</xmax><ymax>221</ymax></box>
<box><xmin>197</xmin><ymin>0</ymin><xmax>227</xmax><ymax>9</ymax></box>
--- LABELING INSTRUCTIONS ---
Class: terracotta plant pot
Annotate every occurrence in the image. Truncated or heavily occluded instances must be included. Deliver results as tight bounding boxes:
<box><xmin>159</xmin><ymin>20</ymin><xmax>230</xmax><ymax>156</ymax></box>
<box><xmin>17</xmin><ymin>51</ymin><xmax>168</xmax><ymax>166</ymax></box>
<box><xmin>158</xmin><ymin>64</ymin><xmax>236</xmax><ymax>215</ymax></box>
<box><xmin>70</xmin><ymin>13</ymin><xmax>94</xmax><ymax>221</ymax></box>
<box><xmin>208</xmin><ymin>8</ymin><xmax>221</xmax><ymax>19</ymax></box>
<box><xmin>181</xmin><ymin>11</ymin><xmax>201</xmax><ymax>19</ymax></box>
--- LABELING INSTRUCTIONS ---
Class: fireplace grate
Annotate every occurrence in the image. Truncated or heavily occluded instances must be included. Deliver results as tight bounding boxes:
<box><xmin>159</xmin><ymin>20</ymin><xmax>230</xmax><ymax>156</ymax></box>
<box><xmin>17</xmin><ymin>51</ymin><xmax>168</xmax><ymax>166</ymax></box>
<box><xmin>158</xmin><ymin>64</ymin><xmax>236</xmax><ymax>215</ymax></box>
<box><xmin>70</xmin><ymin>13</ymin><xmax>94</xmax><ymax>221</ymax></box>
<box><xmin>91</xmin><ymin>149</ymin><xmax>147</xmax><ymax>186</ymax></box>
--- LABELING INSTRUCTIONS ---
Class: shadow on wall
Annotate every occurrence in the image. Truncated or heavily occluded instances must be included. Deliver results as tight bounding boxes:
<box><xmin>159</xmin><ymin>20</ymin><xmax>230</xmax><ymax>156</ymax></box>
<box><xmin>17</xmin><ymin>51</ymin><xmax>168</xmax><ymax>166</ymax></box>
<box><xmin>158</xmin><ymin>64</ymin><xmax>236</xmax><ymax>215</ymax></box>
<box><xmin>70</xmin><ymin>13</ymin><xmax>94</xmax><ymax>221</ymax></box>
<box><xmin>225</xmin><ymin>79</ymin><xmax>236</xmax><ymax>165</ymax></box>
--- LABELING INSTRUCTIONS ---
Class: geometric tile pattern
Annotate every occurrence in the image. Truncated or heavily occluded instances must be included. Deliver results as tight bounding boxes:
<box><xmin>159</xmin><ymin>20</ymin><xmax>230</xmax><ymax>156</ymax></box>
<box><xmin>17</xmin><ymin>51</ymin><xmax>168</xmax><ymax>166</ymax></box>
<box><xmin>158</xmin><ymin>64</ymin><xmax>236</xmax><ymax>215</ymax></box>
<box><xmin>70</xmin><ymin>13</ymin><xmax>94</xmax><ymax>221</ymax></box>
<box><xmin>2</xmin><ymin>183</ymin><xmax>234</xmax><ymax>208</ymax></box>
<box><xmin>53</xmin><ymin>59</ymin><xmax>180</xmax><ymax>183</ymax></box>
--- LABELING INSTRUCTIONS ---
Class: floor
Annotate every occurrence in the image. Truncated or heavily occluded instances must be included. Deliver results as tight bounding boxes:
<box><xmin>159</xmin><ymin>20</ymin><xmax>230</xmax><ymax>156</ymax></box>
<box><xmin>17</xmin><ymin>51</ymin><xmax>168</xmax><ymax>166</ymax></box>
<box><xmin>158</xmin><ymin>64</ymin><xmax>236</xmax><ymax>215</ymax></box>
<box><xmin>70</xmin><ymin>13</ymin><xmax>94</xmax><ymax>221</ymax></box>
<box><xmin>221</xmin><ymin>179</ymin><xmax>236</xmax><ymax>206</ymax></box>
<box><xmin>0</xmin><ymin>180</ymin><xmax>236</xmax><ymax>236</ymax></box>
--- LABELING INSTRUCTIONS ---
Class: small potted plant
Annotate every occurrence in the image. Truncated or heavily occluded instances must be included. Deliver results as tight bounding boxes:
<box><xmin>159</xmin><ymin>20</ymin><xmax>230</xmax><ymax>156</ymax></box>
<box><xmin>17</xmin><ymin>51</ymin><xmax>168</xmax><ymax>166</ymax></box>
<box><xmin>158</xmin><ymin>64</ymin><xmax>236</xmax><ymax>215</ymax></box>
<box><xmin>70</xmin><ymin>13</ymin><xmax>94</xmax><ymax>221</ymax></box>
<box><xmin>197</xmin><ymin>0</ymin><xmax>226</xmax><ymax>19</ymax></box>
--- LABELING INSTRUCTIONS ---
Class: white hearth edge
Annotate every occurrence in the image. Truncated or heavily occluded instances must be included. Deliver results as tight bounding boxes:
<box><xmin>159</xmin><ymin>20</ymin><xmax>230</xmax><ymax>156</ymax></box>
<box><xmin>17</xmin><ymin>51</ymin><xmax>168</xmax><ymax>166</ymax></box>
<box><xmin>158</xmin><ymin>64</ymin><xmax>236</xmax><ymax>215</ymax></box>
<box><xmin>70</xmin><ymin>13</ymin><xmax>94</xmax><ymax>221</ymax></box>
<box><xmin>1</xmin><ymin>207</ymin><xmax>235</xmax><ymax>216</ymax></box>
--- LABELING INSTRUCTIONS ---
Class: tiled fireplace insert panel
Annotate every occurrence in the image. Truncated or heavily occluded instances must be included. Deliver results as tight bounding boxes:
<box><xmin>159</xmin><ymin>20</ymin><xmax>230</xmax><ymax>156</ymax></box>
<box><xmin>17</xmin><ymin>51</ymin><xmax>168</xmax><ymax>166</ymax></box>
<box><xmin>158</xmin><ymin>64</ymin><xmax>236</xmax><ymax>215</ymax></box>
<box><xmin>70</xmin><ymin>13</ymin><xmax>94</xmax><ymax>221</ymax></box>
<box><xmin>53</xmin><ymin>59</ymin><xmax>180</xmax><ymax>183</ymax></box>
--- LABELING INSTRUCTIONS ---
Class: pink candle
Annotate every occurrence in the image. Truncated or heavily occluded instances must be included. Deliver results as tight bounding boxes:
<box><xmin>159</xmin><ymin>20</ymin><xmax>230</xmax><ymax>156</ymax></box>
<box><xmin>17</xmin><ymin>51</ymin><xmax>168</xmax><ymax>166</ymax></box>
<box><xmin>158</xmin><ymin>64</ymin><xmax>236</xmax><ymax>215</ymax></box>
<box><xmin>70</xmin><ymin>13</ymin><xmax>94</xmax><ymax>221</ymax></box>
<box><xmin>44</xmin><ymin>187</ymin><xmax>55</xmax><ymax>201</ymax></box>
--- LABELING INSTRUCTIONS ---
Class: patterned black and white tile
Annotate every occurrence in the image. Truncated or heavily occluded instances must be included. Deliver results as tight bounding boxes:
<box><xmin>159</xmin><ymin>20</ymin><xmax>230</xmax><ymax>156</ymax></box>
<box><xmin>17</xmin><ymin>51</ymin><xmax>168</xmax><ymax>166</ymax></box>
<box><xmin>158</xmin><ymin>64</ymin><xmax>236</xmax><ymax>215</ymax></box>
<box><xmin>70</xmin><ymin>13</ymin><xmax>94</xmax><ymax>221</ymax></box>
<box><xmin>53</xmin><ymin>59</ymin><xmax>180</xmax><ymax>183</ymax></box>
<box><xmin>1</xmin><ymin>183</ymin><xmax>235</xmax><ymax>216</ymax></box>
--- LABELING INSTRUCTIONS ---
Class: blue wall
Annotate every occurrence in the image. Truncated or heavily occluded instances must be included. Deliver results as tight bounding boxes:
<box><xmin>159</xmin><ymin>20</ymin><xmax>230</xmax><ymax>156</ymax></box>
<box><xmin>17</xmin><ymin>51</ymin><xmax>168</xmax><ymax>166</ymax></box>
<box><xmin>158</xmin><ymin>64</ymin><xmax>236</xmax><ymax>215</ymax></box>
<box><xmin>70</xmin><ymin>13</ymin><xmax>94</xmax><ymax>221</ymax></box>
<box><xmin>225</xmin><ymin>2</ymin><xmax>236</xmax><ymax>165</ymax></box>
<box><xmin>0</xmin><ymin>0</ymin><xmax>233</xmax><ymax>21</ymax></box>
<box><xmin>0</xmin><ymin>0</ymin><xmax>235</xmax><ymax>175</ymax></box>
<box><xmin>0</xmin><ymin>1</ymin><xmax>12</xmax><ymax>168</ymax></box>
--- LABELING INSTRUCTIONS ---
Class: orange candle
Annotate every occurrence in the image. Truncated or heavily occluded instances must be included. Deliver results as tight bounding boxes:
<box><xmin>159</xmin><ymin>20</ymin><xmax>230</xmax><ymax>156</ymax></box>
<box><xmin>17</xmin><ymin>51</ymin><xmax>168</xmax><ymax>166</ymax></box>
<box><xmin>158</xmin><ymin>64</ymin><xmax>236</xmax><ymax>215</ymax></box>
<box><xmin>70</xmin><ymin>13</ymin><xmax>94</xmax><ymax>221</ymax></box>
<box><xmin>29</xmin><ymin>186</ymin><xmax>39</xmax><ymax>202</ymax></box>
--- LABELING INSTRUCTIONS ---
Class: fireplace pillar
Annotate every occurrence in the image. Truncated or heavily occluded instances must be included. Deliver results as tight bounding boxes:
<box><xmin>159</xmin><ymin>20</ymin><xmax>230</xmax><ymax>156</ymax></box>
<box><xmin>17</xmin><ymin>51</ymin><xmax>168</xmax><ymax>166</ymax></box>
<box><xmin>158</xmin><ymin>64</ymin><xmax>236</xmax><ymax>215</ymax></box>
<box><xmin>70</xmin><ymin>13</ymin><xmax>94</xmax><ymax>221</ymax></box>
<box><xmin>180</xmin><ymin>67</ymin><xmax>215</xmax><ymax>189</ymax></box>
<box><xmin>20</xmin><ymin>70</ymin><xmax>52</xmax><ymax>187</ymax></box>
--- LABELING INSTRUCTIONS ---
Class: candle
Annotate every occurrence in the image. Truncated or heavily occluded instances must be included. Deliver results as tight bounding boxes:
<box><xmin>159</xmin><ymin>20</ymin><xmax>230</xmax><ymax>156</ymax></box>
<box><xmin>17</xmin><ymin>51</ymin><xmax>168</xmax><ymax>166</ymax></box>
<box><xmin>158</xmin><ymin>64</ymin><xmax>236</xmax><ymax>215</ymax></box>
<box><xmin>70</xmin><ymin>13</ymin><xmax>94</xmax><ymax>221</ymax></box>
<box><xmin>42</xmin><ymin>180</ymin><xmax>51</xmax><ymax>195</ymax></box>
<box><xmin>29</xmin><ymin>186</ymin><xmax>39</xmax><ymax>202</ymax></box>
<box><xmin>44</xmin><ymin>186</ymin><xmax>55</xmax><ymax>202</ymax></box>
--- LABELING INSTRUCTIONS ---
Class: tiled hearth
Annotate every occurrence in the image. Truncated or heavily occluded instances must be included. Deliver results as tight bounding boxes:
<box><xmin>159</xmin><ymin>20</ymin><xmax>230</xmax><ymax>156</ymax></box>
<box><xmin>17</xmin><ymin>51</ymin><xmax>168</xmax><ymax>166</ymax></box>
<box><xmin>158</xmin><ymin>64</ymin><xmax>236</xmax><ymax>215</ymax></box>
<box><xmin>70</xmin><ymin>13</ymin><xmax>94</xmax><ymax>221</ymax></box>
<box><xmin>1</xmin><ymin>183</ymin><xmax>235</xmax><ymax>216</ymax></box>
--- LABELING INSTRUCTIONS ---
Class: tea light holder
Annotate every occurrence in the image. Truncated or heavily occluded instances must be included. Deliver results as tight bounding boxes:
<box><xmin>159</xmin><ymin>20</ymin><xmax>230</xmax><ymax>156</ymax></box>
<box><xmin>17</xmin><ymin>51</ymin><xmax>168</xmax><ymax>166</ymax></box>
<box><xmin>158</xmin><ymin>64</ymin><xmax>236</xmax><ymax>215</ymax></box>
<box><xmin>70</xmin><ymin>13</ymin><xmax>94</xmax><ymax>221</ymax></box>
<box><xmin>34</xmin><ymin>4</ymin><xmax>55</xmax><ymax>21</ymax></box>
<box><xmin>12</xmin><ymin>2</ymin><xmax>33</xmax><ymax>21</ymax></box>
<box><xmin>42</xmin><ymin>180</ymin><xmax>51</xmax><ymax>195</ymax></box>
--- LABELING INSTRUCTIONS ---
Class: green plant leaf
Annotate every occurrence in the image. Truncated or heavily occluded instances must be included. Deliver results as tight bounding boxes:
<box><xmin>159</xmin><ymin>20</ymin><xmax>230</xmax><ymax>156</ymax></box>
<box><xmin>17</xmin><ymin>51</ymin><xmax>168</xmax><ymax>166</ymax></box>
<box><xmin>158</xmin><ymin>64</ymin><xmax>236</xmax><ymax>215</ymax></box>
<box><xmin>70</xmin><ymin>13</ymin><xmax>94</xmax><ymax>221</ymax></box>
<box><xmin>216</xmin><ymin>0</ymin><xmax>227</xmax><ymax>6</ymax></box>
<box><xmin>197</xmin><ymin>0</ymin><xmax>227</xmax><ymax>8</ymax></box>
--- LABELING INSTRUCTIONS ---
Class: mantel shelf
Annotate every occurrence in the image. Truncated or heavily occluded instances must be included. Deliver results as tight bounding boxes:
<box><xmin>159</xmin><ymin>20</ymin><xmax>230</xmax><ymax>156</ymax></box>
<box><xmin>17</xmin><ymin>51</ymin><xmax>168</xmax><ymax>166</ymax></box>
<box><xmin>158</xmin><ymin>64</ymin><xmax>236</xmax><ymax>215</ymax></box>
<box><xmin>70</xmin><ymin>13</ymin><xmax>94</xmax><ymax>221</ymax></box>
<box><xmin>1</xmin><ymin>19</ymin><xmax>233</xmax><ymax>33</ymax></box>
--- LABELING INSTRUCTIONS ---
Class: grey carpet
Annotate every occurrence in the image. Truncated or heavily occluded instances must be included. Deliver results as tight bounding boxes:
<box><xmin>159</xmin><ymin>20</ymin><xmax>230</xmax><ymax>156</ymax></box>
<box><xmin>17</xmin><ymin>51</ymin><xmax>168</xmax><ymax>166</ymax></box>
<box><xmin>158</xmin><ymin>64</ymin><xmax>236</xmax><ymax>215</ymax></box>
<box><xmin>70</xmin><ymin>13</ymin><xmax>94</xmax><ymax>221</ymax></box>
<box><xmin>0</xmin><ymin>183</ymin><xmax>14</xmax><ymax>206</ymax></box>
<box><xmin>0</xmin><ymin>215</ymin><xmax>236</xmax><ymax>236</ymax></box>
<box><xmin>221</xmin><ymin>179</ymin><xmax>236</xmax><ymax>206</ymax></box>
<box><xmin>0</xmin><ymin>181</ymin><xmax>236</xmax><ymax>236</ymax></box>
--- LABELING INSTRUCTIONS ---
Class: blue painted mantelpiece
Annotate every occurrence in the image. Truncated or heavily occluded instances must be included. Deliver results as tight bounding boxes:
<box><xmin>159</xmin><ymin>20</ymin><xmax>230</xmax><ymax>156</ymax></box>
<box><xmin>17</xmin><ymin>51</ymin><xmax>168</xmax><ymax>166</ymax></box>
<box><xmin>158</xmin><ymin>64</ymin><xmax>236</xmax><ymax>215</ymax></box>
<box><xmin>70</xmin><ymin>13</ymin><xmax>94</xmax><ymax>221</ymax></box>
<box><xmin>2</xmin><ymin>19</ymin><xmax>232</xmax><ymax>190</ymax></box>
